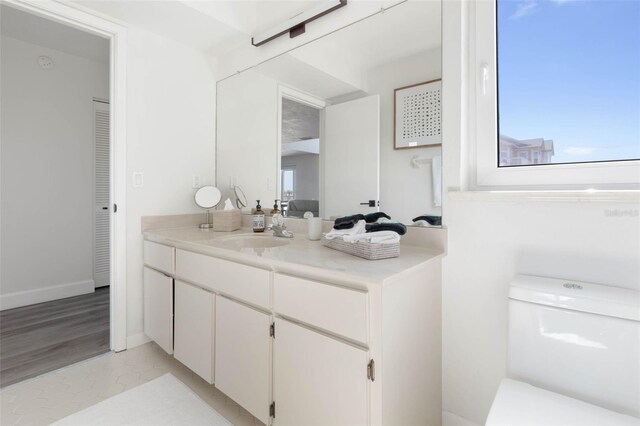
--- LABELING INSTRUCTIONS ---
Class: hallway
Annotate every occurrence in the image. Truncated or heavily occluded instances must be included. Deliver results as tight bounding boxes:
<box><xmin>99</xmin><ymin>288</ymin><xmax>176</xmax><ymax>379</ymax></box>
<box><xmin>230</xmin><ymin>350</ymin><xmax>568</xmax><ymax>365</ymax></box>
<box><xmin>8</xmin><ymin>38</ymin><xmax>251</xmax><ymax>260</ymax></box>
<box><xmin>0</xmin><ymin>288</ymin><xmax>109</xmax><ymax>387</ymax></box>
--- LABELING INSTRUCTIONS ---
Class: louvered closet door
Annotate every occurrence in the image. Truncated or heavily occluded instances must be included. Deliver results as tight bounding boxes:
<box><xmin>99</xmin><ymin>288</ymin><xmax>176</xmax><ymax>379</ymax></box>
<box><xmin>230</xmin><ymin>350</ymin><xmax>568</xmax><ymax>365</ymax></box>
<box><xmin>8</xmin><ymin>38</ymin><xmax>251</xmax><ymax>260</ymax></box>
<box><xmin>94</xmin><ymin>101</ymin><xmax>110</xmax><ymax>288</ymax></box>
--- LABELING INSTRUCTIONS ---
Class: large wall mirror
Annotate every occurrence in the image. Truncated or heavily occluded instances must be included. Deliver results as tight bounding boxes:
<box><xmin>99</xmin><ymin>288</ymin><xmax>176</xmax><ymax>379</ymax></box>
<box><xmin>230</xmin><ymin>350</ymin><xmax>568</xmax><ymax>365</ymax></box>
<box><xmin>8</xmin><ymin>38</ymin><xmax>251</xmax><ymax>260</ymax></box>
<box><xmin>216</xmin><ymin>0</ymin><xmax>442</xmax><ymax>226</ymax></box>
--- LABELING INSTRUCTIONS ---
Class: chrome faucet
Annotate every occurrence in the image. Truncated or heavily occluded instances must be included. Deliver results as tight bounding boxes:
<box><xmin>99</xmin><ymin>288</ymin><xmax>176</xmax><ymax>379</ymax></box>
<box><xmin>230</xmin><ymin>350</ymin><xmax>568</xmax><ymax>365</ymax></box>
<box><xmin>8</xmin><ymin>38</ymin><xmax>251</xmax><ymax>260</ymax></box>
<box><xmin>270</xmin><ymin>214</ymin><xmax>294</xmax><ymax>238</ymax></box>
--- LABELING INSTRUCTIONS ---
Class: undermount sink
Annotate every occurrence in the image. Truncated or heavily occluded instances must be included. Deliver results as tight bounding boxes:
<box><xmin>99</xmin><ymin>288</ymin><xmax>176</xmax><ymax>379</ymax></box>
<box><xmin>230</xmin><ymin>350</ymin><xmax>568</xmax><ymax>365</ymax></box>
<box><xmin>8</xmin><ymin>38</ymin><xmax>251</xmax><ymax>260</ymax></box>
<box><xmin>213</xmin><ymin>234</ymin><xmax>290</xmax><ymax>250</ymax></box>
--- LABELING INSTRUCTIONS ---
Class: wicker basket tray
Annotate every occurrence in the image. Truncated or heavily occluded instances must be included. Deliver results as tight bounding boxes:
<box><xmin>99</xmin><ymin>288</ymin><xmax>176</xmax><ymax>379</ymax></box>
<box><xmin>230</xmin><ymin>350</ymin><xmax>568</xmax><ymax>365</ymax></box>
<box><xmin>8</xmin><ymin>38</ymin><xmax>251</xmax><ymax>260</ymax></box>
<box><xmin>212</xmin><ymin>209</ymin><xmax>242</xmax><ymax>232</ymax></box>
<box><xmin>322</xmin><ymin>236</ymin><xmax>400</xmax><ymax>260</ymax></box>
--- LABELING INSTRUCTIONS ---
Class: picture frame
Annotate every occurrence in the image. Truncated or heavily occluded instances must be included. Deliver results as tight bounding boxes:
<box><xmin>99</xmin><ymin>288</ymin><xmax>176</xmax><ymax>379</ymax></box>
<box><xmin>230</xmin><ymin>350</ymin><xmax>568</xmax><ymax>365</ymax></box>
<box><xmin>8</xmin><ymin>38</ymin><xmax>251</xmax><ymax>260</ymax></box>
<box><xmin>394</xmin><ymin>79</ymin><xmax>442</xmax><ymax>150</ymax></box>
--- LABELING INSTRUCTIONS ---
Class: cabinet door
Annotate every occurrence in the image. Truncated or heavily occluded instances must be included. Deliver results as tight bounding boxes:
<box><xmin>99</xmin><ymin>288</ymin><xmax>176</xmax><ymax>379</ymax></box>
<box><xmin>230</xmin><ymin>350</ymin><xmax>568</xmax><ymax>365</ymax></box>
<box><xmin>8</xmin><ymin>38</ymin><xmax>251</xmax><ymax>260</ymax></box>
<box><xmin>174</xmin><ymin>280</ymin><xmax>214</xmax><ymax>383</ymax></box>
<box><xmin>215</xmin><ymin>296</ymin><xmax>271</xmax><ymax>425</ymax></box>
<box><xmin>143</xmin><ymin>267</ymin><xmax>173</xmax><ymax>354</ymax></box>
<box><xmin>273</xmin><ymin>318</ymin><xmax>369</xmax><ymax>426</ymax></box>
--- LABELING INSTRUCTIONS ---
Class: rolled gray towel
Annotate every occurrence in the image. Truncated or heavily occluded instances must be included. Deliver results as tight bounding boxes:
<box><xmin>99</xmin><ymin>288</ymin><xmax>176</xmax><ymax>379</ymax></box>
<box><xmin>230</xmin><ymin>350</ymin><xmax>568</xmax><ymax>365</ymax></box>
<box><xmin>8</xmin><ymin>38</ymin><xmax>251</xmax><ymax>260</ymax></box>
<box><xmin>334</xmin><ymin>214</ymin><xmax>365</xmax><ymax>230</ymax></box>
<box><xmin>364</xmin><ymin>212</ymin><xmax>391</xmax><ymax>223</ymax></box>
<box><xmin>365</xmin><ymin>222</ymin><xmax>407</xmax><ymax>235</ymax></box>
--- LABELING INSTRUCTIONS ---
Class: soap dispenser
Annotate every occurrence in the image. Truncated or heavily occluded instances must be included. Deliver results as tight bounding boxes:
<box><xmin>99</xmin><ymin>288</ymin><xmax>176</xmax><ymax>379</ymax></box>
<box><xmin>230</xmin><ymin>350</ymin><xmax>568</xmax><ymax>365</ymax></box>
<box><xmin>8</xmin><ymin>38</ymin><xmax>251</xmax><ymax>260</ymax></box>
<box><xmin>270</xmin><ymin>199</ymin><xmax>281</xmax><ymax>215</ymax></box>
<box><xmin>253</xmin><ymin>200</ymin><xmax>265</xmax><ymax>233</ymax></box>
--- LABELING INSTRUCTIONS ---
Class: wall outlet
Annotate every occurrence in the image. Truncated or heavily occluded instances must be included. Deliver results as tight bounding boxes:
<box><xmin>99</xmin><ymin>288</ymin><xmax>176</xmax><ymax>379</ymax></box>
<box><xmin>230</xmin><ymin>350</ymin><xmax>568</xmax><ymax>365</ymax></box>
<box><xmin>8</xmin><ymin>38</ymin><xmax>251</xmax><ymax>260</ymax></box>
<box><xmin>192</xmin><ymin>175</ymin><xmax>201</xmax><ymax>189</ymax></box>
<box><xmin>133</xmin><ymin>172</ymin><xmax>143</xmax><ymax>188</ymax></box>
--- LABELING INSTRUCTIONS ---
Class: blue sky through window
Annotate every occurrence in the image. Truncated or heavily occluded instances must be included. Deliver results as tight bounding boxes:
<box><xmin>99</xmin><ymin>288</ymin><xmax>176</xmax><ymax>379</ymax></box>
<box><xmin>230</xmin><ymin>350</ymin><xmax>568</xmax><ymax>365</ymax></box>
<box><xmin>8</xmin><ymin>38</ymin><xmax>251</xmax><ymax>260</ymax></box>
<box><xmin>497</xmin><ymin>0</ymin><xmax>640</xmax><ymax>164</ymax></box>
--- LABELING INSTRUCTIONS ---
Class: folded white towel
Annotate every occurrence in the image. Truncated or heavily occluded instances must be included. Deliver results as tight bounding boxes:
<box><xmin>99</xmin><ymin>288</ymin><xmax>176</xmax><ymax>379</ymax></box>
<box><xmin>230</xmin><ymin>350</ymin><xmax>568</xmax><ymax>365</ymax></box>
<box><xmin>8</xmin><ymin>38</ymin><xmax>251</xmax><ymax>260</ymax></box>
<box><xmin>324</xmin><ymin>220</ymin><xmax>366</xmax><ymax>240</ymax></box>
<box><xmin>343</xmin><ymin>231</ymin><xmax>400</xmax><ymax>245</ymax></box>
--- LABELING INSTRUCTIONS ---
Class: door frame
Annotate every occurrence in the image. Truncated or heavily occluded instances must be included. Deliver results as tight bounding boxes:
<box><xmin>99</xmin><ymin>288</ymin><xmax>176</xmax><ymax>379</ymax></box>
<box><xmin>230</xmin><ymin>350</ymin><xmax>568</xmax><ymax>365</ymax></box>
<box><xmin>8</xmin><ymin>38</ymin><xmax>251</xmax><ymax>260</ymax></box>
<box><xmin>4</xmin><ymin>0</ymin><xmax>128</xmax><ymax>351</ymax></box>
<box><xmin>276</xmin><ymin>85</ymin><xmax>326</xmax><ymax>209</ymax></box>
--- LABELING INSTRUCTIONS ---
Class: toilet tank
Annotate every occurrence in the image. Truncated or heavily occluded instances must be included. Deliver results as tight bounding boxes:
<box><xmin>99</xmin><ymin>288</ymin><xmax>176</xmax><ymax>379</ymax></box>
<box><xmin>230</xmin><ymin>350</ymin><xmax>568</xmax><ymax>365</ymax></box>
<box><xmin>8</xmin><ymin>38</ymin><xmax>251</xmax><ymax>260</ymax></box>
<box><xmin>507</xmin><ymin>275</ymin><xmax>640</xmax><ymax>417</ymax></box>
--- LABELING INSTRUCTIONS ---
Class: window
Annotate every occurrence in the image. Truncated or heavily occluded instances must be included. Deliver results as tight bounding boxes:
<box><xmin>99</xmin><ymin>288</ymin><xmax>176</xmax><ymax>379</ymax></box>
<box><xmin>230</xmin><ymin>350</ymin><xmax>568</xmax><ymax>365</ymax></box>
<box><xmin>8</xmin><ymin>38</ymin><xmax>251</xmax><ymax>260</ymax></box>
<box><xmin>473</xmin><ymin>0</ymin><xmax>640</xmax><ymax>188</ymax></box>
<box><xmin>281</xmin><ymin>167</ymin><xmax>296</xmax><ymax>201</ymax></box>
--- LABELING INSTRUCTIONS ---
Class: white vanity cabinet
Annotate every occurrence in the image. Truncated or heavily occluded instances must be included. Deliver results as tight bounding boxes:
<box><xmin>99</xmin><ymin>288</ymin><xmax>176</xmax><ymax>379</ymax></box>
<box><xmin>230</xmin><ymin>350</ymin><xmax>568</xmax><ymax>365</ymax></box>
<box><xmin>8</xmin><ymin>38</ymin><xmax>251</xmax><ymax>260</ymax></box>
<box><xmin>215</xmin><ymin>296</ymin><xmax>272</xmax><ymax>424</ymax></box>
<box><xmin>271</xmin><ymin>274</ymin><xmax>371</xmax><ymax>425</ymax></box>
<box><xmin>143</xmin><ymin>266</ymin><xmax>173</xmax><ymax>354</ymax></box>
<box><xmin>174</xmin><ymin>247</ymin><xmax>273</xmax><ymax>416</ymax></box>
<box><xmin>273</xmin><ymin>318</ymin><xmax>369</xmax><ymax>426</ymax></box>
<box><xmin>143</xmin><ymin>235</ymin><xmax>443</xmax><ymax>426</ymax></box>
<box><xmin>174</xmin><ymin>280</ymin><xmax>215</xmax><ymax>384</ymax></box>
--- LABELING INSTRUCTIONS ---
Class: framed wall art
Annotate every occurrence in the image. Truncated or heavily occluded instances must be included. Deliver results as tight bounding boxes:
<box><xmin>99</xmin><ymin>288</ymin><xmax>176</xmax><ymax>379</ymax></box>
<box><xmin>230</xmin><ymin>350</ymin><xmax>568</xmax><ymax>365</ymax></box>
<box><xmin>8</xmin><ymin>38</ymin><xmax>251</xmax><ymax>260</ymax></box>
<box><xmin>394</xmin><ymin>79</ymin><xmax>442</xmax><ymax>150</ymax></box>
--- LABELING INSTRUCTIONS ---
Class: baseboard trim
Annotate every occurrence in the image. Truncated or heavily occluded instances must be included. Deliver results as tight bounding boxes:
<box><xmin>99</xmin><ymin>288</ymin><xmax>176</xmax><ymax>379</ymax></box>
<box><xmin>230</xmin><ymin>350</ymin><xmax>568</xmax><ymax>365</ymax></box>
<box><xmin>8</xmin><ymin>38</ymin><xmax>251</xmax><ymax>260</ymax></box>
<box><xmin>0</xmin><ymin>280</ymin><xmax>95</xmax><ymax>311</ymax></box>
<box><xmin>442</xmin><ymin>410</ymin><xmax>480</xmax><ymax>426</ymax></box>
<box><xmin>127</xmin><ymin>332</ymin><xmax>151</xmax><ymax>349</ymax></box>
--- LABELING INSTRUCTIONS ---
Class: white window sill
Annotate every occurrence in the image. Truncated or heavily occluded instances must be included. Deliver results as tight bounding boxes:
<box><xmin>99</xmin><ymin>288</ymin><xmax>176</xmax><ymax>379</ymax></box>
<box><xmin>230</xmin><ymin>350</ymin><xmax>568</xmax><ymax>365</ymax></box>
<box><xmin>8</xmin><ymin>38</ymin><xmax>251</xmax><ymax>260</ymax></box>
<box><xmin>447</xmin><ymin>190</ymin><xmax>640</xmax><ymax>203</ymax></box>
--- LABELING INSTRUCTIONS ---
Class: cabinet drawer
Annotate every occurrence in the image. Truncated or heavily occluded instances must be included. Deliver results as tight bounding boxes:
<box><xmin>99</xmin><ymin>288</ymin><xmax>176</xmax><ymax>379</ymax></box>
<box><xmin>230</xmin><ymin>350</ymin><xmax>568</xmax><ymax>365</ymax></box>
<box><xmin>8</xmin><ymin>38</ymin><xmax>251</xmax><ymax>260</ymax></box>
<box><xmin>175</xmin><ymin>249</ymin><xmax>270</xmax><ymax>309</ymax></box>
<box><xmin>273</xmin><ymin>274</ymin><xmax>368</xmax><ymax>344</ymax></box>
<box><xmin>143</xmin><ymin>241</ymin><xmax>175</xmax><ymax>275</ymax></box>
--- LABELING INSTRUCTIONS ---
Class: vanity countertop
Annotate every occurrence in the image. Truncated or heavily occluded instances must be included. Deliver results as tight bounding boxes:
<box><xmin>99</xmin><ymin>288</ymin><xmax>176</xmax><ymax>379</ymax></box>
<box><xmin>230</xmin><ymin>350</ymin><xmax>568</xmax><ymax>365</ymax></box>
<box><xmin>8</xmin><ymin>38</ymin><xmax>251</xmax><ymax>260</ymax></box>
<box><xmin>144</xmin><ymin>227</ymin><xmax>444</xmax><ymax>287</ymax></box>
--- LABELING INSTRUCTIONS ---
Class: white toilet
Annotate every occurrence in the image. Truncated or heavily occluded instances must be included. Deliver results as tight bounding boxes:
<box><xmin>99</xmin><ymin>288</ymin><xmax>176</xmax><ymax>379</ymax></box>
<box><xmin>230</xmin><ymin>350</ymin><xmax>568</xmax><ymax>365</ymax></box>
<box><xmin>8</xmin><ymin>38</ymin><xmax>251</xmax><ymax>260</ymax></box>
<box><xmin>486</xmin><ymin>275</ymin><xmax>640</xmax><ymax>425</ymax></box>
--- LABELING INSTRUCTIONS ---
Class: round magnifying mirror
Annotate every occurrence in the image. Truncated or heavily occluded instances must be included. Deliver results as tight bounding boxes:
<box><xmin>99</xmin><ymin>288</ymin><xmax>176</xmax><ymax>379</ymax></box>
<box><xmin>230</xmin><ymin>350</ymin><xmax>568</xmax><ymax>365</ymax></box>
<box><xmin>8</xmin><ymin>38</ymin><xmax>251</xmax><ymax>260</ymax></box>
<box><xmin>234</xmin><ymin>185</ymin><xmax>247</xmax><ymax>209</ymax></box>
<box><xmin>194</xmin><ymin>186</ymin><xmax>222</xmax><ymax>229</ymax></box>
<box><xmin>195</xmin><ymin>186</ymin><xmax>221</xmax><ymax>209</ymax></box>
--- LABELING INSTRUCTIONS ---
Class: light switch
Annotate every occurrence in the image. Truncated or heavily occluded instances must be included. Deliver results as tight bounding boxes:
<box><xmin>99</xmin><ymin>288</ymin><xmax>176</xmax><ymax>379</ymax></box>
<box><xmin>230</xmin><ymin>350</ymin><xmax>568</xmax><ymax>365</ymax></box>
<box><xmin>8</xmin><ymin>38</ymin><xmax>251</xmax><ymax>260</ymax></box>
<box><xmin>133</xmin><ymin>172</ymin><xmax>143</xmax><ymax>188</ymax></box>
<box><xmin>192</xmin><ymin>175</ymin><xmax>200</xmax><ymax>189</ymax></box>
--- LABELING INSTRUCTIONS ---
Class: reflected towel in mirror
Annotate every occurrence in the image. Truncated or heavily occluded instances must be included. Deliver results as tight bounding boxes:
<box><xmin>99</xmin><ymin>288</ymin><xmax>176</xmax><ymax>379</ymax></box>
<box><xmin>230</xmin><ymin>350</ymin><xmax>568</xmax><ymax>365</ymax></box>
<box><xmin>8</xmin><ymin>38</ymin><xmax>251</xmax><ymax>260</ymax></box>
<box><xmin>432</xmin><ymin>155</ymin><xmax>442</xmax><ymax>207</ymax></box>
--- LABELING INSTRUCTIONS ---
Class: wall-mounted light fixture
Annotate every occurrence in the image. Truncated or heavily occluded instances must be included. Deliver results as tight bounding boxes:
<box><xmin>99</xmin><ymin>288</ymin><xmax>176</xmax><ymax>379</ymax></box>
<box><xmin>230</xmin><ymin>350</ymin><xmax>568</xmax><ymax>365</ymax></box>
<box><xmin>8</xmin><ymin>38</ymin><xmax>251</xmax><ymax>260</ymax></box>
<box><xmin>251</xmin><ymin>0</ymin><xmax>347</xmax><ymax>47</ymax></box>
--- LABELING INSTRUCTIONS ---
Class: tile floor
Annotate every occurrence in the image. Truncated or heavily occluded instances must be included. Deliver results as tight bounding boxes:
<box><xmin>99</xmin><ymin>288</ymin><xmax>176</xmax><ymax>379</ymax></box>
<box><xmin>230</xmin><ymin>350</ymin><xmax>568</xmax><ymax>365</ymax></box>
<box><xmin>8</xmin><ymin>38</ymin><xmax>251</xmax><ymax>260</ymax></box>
<box><xmin>0</xmin><ymin>342</ymin><xmax>262</xmax><ymax>426</ymax></box>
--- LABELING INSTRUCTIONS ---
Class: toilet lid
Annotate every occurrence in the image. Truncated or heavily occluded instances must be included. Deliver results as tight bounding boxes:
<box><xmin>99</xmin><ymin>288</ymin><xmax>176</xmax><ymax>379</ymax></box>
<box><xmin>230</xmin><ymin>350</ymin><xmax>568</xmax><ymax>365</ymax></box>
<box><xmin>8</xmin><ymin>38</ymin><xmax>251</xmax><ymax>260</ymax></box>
<box><xmin>486</xmin><ymin>379</ymin><xmax>639</xmax><ymax>426</ymax></box>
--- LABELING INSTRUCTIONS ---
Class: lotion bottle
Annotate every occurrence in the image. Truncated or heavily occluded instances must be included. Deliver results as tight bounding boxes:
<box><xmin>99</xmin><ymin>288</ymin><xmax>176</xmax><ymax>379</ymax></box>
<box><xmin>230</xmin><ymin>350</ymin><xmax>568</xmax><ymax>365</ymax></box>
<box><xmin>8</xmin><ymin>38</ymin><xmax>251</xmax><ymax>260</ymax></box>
<box><xmin>253</xmin><ymin>200</ymin><xmax>265</xmax><ymax>232</ymax></box>
<box><xmin>270</xmin><ymin>199</ymin><xmax>281</xmax><ymax>215</ymax></box>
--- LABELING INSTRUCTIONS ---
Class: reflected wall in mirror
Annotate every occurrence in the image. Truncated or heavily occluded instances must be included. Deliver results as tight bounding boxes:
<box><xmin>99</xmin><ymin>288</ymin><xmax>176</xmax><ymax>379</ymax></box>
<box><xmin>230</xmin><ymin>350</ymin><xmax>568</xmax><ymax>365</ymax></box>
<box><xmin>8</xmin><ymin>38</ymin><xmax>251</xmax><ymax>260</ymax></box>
<box><xmin>216</xmin><ymin>0</ymin><xmax>442</xmax><ymax>226</ymax></box>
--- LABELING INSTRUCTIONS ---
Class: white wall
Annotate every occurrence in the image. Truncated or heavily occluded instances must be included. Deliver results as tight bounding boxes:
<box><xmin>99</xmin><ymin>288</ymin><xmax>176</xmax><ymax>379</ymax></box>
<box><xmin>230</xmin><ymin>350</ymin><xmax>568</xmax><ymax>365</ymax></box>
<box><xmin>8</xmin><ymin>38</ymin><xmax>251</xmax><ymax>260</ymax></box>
<box><xmin>125</xmin><ymin>27</ymin><xmax>216</xmax><ymax>343</ymax></box>
<box><xmin>0</xmin><ymin>36</ymin><xmax>109</xmax><ymax>309</ymax></box>
<box><xmin>281</xmin><ymin>154</ymin><xmax>319</xmax><ymax>200</ymax></box>
<box><xmin>366</xmin><ymin>48</ymin><xmax>442</xmax><ymax>224</ymax></box>
<box><xmin>441</xmin><ymin>198</ymin><xmax>640</xmax><ymax>424</ymax></box>
<box><xmin>440</xmin><ymin>2</ymin><xmax>640</xmax><ymax>425</ymax></box>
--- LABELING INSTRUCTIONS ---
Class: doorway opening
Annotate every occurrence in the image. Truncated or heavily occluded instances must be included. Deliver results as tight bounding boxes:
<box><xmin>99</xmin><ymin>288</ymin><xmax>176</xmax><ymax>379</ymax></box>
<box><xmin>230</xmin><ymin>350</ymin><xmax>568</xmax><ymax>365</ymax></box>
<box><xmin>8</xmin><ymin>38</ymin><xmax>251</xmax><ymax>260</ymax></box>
<box><xmin>0</xmin><ymin>4</ymin><xmax>119</xmax><ymax>386</ymax></box>
<box><xmin>278</xmin><ymin>90</ymin><xmax>325</xmax><ymax>218</ymax></box>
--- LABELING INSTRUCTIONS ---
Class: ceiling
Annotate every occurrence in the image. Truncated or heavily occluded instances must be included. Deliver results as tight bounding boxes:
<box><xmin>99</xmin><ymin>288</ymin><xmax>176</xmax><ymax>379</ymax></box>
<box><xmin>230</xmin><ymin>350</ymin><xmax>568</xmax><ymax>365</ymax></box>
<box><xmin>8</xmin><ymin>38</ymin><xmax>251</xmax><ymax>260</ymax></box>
<box><xmin>282</xmin><ymin>98</ymin><xmax>320</xmax><ymax>144</ymax></box>
<box><xmin>289</xmin><ymin>0</ymin><xmax>441</xmax><ymax>80</ymax></box>
<box><xmin>1</xmin><ymin>4</ymin><xmax>109</xmax><ymax>63</ymax></box>
<box><xmin>3</xmin><ymin>0</ymin><xmax>440</xmax><ymax>77</ymax></box>
<box><xmin>67</xmin><ymin>0</ymin><xmax>331</xmax><ymax>58</ymax></box>
<box><xmin>2</xmin><ymin>0</ymin><xmax>441</xmax><ymax>100</ymax></box>
<box><xmin>69</xmin><ymin>0</ymin><xmax>243</xmax><ymax>56</ymax></box>
<box><xmin>257</xmin><ymin>53</ymin><xmax>364</xmax><ymax>100</ymax></box>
